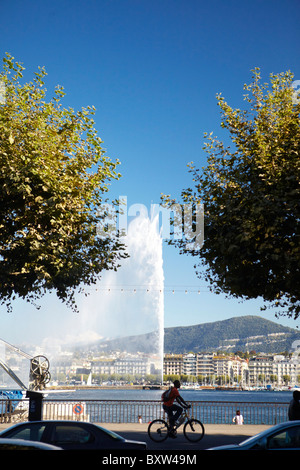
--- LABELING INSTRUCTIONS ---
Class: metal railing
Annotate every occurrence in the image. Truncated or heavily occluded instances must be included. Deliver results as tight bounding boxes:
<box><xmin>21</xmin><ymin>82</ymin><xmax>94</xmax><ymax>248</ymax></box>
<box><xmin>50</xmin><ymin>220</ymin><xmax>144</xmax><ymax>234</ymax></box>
<box><xmin>43</xmin><ymin>399</ymin><xmax>290</xmax><ymax>425</ymax></box>
<box><xmin>0</xmin><ymin>399</ymin><xmax>28</xmax><ymax>423</ymax></box>
<box><xmin>193</xmin><ymin>400</ymin><xmax>289</xmax><ymax>425</ymax></box>
<box><xmin>1</xmin><ymin>399</ymin><xmax>290</xmax><ymax>425</ymax></box>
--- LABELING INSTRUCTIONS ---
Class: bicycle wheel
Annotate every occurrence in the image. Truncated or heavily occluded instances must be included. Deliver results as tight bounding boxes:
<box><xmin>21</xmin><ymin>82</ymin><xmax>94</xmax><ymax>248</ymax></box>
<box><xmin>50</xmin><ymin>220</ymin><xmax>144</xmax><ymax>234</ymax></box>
<box><xmin>183</xmin><ymin>419</ymin><xmax>205</xmax><ymax>442</ymax></box>
<box><xmin>148</xmin><ymin>419</ymin><xmax>169</xmax><ymax>442</ymax></box>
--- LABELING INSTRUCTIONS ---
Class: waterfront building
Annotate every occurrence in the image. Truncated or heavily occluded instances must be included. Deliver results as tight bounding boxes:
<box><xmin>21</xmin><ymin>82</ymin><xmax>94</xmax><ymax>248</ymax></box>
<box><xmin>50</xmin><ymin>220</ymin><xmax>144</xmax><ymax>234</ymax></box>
<box><xmin>196</xmin><ymin>353</ymin><xmax>215</xmax><ymax>377</ymax></box>
<box><xmin>183</xmin><ymin>353</ymin><xmax>197</xmax><ymax>377</ymax></box>
<box><xmin>163</xmin><ymin>354</ymin><xmax>183</xmax><ymax>376</ymax></box>
<box><xmin>212</xmin><ymin>355</ymin><xmax>247</xmax><ymax>383</ymax></box>
<box><xmin>113</xmin><ymin>356</ymin><xmax>151</xmax><ymax>376</ymax></box>
<box><xmin>163</xmin><ymin>353</ymin><xmax>248</xmax><ymax>384</ymax></box>
<box><xmin>91</xmin><ymin>359</ymin><xmax>115</xmax><ymax>376</ymax></box>
<box><xmin>248</xmin><ymin>355</ymin><xmax>300</xmax><ymax>386</ymax></box>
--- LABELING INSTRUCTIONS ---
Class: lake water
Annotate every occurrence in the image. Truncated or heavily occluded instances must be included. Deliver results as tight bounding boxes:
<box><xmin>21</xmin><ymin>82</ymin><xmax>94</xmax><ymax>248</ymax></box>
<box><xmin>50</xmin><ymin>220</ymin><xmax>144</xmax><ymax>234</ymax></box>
<box><xmin>46</xmin><ymin>387</ymin><xmax>292</xmax><ymax>403</ymax></box>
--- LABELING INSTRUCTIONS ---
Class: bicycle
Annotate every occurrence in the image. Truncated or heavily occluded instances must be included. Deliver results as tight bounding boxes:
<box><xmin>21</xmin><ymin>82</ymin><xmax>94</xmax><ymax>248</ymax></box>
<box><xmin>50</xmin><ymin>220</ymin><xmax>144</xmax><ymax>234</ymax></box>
<box><xmin>147</xmin><ymin>406</ymin><xmax>205</xmax><ymax>443</ymax></box>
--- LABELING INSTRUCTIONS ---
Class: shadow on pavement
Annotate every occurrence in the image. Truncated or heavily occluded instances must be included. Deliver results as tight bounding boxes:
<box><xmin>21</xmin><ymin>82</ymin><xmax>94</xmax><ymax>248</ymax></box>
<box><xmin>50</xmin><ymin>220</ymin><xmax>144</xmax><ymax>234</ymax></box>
<box><xmin>109</xmin><ymin>428</ymin><xmax>255</xmax><ymax>450</ymax></box>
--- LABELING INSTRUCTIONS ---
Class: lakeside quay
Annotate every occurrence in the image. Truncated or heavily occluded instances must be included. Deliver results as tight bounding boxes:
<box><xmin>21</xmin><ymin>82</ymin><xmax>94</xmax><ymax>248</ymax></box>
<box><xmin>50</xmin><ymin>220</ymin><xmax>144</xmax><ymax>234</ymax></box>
<box><xmin>44</xmin><ymin>392</ymin><xmax>290</xmax><ymax>426</ymax></box>
<box><xmin>95</xmin><ymin>422</ymin><xmax>271</xmax><ymax>450</ymax></box>
<box><xmin>0</xmin><ymin>388</ymin><xmax>292</xmax><ymax>426</ymax></box>
<box><xmin>0</xmin><ymin>421</ymin><xmax>271</xmax><ymax>450</ymax></box>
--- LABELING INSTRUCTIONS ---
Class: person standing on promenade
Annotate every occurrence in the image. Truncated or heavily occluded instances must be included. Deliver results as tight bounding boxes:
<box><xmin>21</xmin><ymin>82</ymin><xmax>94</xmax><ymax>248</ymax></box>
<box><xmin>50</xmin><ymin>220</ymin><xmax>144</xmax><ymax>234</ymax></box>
<box><xmin>288</xmin><ymin>390</ymin><xmax>300</xmax><ymax>420</ymax></box>
<box><xmin>232</xmin><ymin>410</ymin><xmax>244</xmax><ymax>425</ymax></box>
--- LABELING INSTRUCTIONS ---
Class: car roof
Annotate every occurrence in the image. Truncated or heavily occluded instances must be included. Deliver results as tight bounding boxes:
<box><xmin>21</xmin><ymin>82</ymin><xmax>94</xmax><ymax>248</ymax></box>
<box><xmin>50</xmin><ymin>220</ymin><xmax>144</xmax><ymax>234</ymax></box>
<box><xmin>0</xmin><ymin>420</ymin><xmax>126</xmax><ymax>441</ymax></box>
<box><xmin>0</xmin><ymin>420</ymin><xmax>94</xmax><ymax>430</ymax></box>
<box><xmin>0</xmin><ymin>438</ymin><xmax>61</xmax><ymax>450</ymax></box>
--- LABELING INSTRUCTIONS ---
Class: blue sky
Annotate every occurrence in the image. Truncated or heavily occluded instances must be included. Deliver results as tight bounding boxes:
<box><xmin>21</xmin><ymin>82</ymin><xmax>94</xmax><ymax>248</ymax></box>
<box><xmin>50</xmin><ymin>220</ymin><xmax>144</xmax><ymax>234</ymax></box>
<box><xmin>1</xmin><ymin>0</ymin><xmax>300</xmax><ymax>347</ymax></box>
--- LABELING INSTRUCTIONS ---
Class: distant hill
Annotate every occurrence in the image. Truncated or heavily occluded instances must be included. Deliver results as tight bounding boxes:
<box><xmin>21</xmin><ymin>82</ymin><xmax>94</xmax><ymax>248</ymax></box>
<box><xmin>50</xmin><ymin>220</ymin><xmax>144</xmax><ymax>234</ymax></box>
<box><xmin>163</xmin><ymin>315</ymin><xmax>300</xmax><ymax>354</ymax></box>
<box><xmin>92</xmin><ymin>315</ymin><xmax>300</xmax><ymax>354</ymax></box>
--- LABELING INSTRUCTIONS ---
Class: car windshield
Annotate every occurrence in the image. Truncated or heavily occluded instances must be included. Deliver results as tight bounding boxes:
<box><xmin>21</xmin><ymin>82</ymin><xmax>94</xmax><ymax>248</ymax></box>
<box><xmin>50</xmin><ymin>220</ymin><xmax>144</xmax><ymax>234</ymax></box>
<box><xmin>237</xmin><ymin>434</ymin><xmax>262</xmax><ymax>446</ymax></box>
<box><xmin>237</xmin><ymin>424</ymin><xmax>300</xmax><ymax>449</ymax></box>
<box><xmin>94</xmin><ymin>425</ymin><xmax>123</xmax><ymax>441</ymax></box>
<box><xmin>3</xmin><ymin>423</ymin><xmax>47</xmax><ymax>442</ymax></box>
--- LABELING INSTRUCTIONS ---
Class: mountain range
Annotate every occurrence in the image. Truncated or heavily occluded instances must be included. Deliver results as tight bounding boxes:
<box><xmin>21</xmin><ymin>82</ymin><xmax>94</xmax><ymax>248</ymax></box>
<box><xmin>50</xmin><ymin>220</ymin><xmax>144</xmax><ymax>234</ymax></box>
<box><xmin>93</xmin><ymin>315</ymin><xmax>300</xmax><ymax>354</ymax></box>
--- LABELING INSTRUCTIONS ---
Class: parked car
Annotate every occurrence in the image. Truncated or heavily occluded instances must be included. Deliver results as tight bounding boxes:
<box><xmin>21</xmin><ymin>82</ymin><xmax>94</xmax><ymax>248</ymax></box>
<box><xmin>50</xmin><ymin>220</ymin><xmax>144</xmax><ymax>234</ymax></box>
<box><xmin>208</xmin><ymin>420</ymin><xmax>300</xmax><ymax>450</ymax></box>
<box><xmin>0</xmin><ymin>438</ymin><xmax>61</xmax><ymax>450</ymax></box>
<box><xmin>0</xmin><ymin>420</ymin><xmax>147</xmax><ymax>450</ymax></box>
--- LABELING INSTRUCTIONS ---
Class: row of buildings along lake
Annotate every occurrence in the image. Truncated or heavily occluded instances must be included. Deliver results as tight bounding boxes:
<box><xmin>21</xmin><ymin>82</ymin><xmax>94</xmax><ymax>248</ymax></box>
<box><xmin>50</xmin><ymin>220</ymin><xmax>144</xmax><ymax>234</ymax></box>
<box><xmin>164</xmin><ymin>353</ymin><xmax>300</xmax><ymax>387</ymax></box>
<box><xmin>49</xmin><ymin>351</ymin><xmax>300</xmax><ymax>388</ymax></box>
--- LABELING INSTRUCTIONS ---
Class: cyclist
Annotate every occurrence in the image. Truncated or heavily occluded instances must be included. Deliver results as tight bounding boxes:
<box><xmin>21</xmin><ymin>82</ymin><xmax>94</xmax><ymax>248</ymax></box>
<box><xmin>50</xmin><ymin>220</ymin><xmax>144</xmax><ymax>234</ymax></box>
<box><xmin>162</xmin><ymin>380</ymin><xmax>190</xmax><ymax>437</ymax></box>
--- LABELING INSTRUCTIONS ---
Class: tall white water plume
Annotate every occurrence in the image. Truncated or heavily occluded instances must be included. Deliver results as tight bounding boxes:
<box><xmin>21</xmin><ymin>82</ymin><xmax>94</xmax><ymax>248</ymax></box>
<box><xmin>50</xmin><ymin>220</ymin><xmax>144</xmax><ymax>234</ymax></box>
<box><xmin>78</xmin><ymin>207</ymin><xmax>165</xmax><ymax>383</ymax></box>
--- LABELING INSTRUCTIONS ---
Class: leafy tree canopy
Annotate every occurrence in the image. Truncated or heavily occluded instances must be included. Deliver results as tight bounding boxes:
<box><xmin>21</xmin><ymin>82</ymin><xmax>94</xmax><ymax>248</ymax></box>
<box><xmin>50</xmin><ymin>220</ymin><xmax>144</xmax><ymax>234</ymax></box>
<box><xmin>162</xmin><ymin>69</ymin><xmax>300</xmax><ymax>320</ymax></box>
<box><xmin>0</xmin><ymin>54</ymin><xmax>127</xmax><ymax>311</ymax></box>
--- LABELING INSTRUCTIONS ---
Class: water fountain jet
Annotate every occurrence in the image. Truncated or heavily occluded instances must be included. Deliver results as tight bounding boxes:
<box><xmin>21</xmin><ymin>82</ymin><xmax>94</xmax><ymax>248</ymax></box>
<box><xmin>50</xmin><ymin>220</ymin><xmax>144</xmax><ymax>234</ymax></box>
<box><xmin>79</xmin><ymin>208</ymin><xmax>165</xmax><ymax>384</ymax></box>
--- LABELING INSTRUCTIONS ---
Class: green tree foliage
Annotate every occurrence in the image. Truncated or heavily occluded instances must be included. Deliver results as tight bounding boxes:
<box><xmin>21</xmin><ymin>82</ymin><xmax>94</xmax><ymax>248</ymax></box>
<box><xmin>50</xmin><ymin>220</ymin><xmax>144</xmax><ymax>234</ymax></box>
<box><xmin>0</xmin><ymin>54</ymin><xmax>127</xmax><ymax>311</ymax></box>
<box><xmin>162</xmin><ymin>69</ymin><xmax>300</xmax><ymax>320</ymax></box>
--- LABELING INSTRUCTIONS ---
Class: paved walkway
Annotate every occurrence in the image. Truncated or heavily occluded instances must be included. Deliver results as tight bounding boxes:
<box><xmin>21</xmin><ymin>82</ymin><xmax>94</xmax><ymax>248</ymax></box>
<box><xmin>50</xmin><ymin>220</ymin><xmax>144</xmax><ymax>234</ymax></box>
<box><xmin>100</xmin><ymin>422</ymin><xmax>271</xmax><ymax>450</ymax></box>
<box><xmin>0</xmin><ymin>421</ymin><xmax>271</xmax><ymax>450</ymax></box>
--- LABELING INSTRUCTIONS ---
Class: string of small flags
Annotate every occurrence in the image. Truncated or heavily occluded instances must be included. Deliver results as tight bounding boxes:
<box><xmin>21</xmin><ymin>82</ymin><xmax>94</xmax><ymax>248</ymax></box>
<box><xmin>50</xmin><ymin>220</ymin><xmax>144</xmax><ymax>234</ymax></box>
<box><xmin>82</xmin><ymin>285</ymin><xmax>209</xmax><ymax>294</ymax></box>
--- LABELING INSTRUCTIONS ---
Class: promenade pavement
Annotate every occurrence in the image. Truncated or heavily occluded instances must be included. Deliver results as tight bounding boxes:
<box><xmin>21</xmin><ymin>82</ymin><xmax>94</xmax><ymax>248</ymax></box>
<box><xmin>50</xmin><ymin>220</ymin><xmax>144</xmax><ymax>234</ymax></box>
<box><xmin>100</xmin><ymin>422</ymin><xmax>271</xmax><ymax>450</ymax></box>
<box><xmin>0</xmin><ymin>421</ymin><xmax>271</xmax><ymax>450</ymax></box>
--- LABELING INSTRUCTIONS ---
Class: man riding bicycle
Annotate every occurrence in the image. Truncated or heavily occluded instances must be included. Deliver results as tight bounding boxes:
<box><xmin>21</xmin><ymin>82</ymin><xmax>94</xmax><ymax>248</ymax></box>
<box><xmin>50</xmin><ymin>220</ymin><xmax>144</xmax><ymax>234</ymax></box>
<box><xmin>162</xmin><ymin>380</ymin><xmax>190</xmax><ymax>437</ymax></box>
